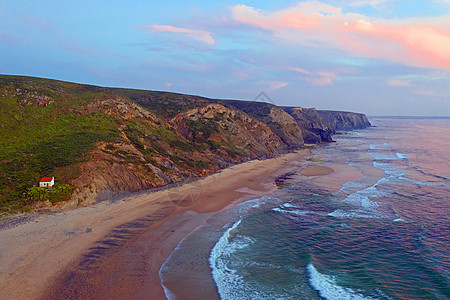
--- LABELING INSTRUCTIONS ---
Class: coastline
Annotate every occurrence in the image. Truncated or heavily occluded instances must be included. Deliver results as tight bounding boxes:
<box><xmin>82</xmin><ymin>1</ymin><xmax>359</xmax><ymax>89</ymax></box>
<box><xmin>0</xmin><ymin>147</ymin><xmax>364</xmax><ymax>299</ymax></box>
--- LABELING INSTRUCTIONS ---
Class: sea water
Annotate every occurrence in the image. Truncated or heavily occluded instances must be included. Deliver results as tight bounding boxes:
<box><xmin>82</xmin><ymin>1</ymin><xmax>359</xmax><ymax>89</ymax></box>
<box><xmin>161</xmin><ymin>118</ymin><xmax>450</xmax><ymax>299</ymax></box>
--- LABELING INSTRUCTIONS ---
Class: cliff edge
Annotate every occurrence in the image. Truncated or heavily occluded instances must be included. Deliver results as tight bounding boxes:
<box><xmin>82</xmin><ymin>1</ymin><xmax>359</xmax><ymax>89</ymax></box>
<box><xmin>0</xmin><ymin>75</ymin><xmax>370</xmax><ymax>213</ymax></box>
<box><xmin>317</xmin><ymin>110</ymin><xmax>371</xmax><ymax>131</ymax></box>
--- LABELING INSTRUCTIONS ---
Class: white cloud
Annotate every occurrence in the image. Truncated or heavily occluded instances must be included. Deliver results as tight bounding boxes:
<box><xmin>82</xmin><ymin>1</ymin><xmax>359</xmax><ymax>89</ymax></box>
<box><xmin>343</xmin><ymin>0</ymin><xmax>396</xmax><ymax>7</ymax></box>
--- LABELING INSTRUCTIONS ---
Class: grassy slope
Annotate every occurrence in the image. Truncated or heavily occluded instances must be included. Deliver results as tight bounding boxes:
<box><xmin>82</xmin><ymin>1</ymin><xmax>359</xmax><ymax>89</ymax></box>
<box><xmin>0</xmin><ymin>76</ymin><xmax>263</xmax><ymax>214</ymax></box>
<box><xmin>0</xmin><ymin>76</ymin><xmax>121</xmax><ymax>212</ymax></box>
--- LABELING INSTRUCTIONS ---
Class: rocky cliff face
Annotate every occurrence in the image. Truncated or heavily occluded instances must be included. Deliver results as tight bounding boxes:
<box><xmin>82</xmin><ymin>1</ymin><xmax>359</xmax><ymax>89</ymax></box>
<box><xmin>283</xmin><ymin>107</ymin><xmax>334</xmax><ymax>143</ymax></box>
<box><xmin>224</xmin><ymin>101</ymin><xmax>304</xmax><ymax>149</ymax></box>
<box><xmin>69</xmin><ymin>103</ymin><xmax>287</xmax><ymax>207</ymax></box>
<box><xmin>0</xmin><ymin>75</ymin><xmax>370</xmax><ymax>212</ymax></box>
<box><xmin>316</xmin><ymin>110</ymin><xmax>371</xmax><ymax>131</ymax></box>
<box><xmin>171</xmin><ymin>103</ymin><xmax>285</xmax><ymax>158</ymax></box>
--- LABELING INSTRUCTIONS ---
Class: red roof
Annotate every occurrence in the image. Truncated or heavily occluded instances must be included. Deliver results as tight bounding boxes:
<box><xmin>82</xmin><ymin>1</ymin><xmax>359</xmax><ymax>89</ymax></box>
<box><xmin>40</xmin><ymin>177</ymin><xmax>54</xmax><ymax>183</ymax></box>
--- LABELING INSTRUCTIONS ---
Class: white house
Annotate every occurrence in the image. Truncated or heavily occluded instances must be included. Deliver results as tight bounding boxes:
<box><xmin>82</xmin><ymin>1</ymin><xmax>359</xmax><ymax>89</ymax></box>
<box><xmin>39</xmin><ymin>177</ymin><xmax>54</xmax><ymax>188</ymax></box>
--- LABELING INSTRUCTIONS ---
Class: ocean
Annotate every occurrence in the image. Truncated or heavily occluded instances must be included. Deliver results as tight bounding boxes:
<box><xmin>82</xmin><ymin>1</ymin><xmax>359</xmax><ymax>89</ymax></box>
<box><xmin>160</xmin><ymin>118</ymin><xmax>450</xmax><ymax>300</ymax></box>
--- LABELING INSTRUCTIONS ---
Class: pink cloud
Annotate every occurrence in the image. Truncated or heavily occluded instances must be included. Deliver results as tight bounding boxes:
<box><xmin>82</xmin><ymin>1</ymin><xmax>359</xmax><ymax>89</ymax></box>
<box><xmin>304</xmin><ymin>71</ymin><xmax>337</xmax><ymax>86</ymax></box>
<box><xmin>284</xmin><ymin>66</ymin><xmax>312</xmax><ymax>75</ymax></box>
<box><xmin>387</xmin><ymin>79</ymin><xmax>411</xmax><ymax>86</ymax></box>
<box><xmin>137</xmin><ymin>24</ymin><xmax>214</xmax><ymax>45</ymax></box>
<box><xmin>347</xmin><ymin>20</ymin><xmax>450</xmax><ymax>69</ymax></box>
<box><xmin>269</xmin><ymin>81</ymin><xmax>288</xmax><ymax>90</ymax></box>
<box><xmin>232</xmin><ymin>71</ymin><xmax>249</xmax><ymax>78</ymax></box>
<box><xmin>165</xmin><ymin>82</ymin><xmax>173</xmax><ymax>88</ymax></box>
<box><xmin>24</xmin><ymin>16</ymin><xmax>51</xmax><ymax>30</ymax></box>
<box><xmin>230</xmin><ymin>2</ymin><xmax>450</xmax><ymax>70</ymax></box>
<box><xmin>281</xmin><ymin>65</ymin><xmax>337</xmax><ymax>85</ymax></box>
<box><xmin>231</xmin><ymin>3</ymin><xmax>338</xmax><ymax>31</ymax></box>
<box><xmin>415</xmin><ymin>89</ymin><xmax>436</xmax><ymax>96</ymax></box>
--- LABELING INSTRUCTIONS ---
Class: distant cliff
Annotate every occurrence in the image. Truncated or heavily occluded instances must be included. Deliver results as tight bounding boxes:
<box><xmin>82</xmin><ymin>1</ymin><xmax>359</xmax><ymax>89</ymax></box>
<box><xmin>283</xmin><ymin>107</ymin><xmax>371</xmax><ymax>143</ymax></box>
<box><xmin>0</xmin><ymin>75</ymin><xmax>370</xmax><ymax>213</ymax></box>
<box><xmin>282</xmin><ymin>107</ymin><xmax>334</xmax><ymax>144</ymax></box>
<box><xmin>316</xmin><ymin>110</ymin><xmax>371</xmax><ymax>131</ymax></box>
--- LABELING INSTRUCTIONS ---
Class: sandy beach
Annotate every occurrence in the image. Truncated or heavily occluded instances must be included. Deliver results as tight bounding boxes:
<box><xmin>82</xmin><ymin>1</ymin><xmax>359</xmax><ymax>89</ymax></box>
<box><xmin>0</xmin><ymin>148</ymin><xmax>364</xmax><ymax>300</ymax></box>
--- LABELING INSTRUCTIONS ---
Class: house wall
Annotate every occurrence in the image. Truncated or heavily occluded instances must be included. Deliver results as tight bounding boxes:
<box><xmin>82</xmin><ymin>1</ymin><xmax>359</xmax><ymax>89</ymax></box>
<box><xmin>39</xmin><ymin>179</ymin><xmax>54</xmax><ymax>188</ymax></box>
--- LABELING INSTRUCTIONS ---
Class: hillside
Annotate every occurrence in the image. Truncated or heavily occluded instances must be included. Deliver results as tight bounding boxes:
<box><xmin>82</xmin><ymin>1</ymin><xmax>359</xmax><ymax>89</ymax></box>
<box><xmin>224</xmin><ymin>101</ymin><xmax>305</xmax><ymax>149</ymax></box>
<box><xmin>0</xmin><ymin>75</ymin><xmax>370</xmax><ymax>214</ymax></box>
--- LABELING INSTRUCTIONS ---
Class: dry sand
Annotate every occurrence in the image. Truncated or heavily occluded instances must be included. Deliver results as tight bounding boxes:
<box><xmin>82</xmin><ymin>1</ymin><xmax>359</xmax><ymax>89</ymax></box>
<box><xmin>0</xmin><ymin>149</ymin><xmax>365</xmax><ymax>299</ymax></box>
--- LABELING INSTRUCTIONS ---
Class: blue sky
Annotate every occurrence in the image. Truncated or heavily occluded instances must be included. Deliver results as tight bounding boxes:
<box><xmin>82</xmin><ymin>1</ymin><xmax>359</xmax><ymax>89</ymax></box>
<box><xmin>1</xmin><ymin>0</ymin><xmax>449</xmax><ymax>115</ymax></box>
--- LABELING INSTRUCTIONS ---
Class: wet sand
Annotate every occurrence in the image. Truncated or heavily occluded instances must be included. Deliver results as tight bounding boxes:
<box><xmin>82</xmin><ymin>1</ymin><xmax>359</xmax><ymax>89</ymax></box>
<box><xmin>0</xmin><ymin>150</ymin><xmax>302</xmax><ymax>299</ymax></box>
<box><xmin>300</xmin><ymin>165</ymin><xmax>334</xmax><ymax>176</ymax></box>
<box><xmin>302</xmin><ymin>163</ymin><xmax>366</xmax><ymax>192</ymax></box>
<box><xmin>0</xmin><ymin>149</ymin><xmax>365</xmax><ymax>299</ymax></box>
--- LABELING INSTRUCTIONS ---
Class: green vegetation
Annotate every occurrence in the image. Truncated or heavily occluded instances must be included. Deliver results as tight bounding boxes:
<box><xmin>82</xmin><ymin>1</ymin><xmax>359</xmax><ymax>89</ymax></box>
<box><xmin>24</xmin><ymin>184</ymin><xmax>74</xmax><ymax>204</ymax></box>
<box><xmin>0</xmin><ymin>77</ymin><xmax>121</xmax><ymax>213</ymax></box>
<box><xmin>114</xmin><ymin>88</ymin><xmax>209</xmax><ymax>118</ymax></box>
<box><xmin>0</xmin><ymin>76</ymin><xmax>248</xmax><ymax>214</ymax></box>
<box><xmin>0</xmin><ymin>75</ymin><xmax>298</xmax><ymax>215</ymax></box>
<box><xmin>186</xmin><ymin>119</ymin><xmax>218</xmax><ymax>143</ymax></box>
<box><xmin>309</xmin><ymin>158</ymin><xmax>323</xmax><ymax>162</ymax></box>
<box><xmin>29</xmin><ymin>132</ymin><xmax>114</xmax><ymax>173</ymax></box>
<box><xmin>207</xmin><ymin>140</ymin><xmax>221</xmax><ymax>150</ymax></box>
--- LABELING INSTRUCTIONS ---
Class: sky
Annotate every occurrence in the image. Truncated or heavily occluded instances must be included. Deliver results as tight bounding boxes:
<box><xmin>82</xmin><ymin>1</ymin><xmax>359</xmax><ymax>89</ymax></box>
<box><xmin>1</xmin><ymin>0</ymin><xmax>450</xmax><ymax>116</ymax></box>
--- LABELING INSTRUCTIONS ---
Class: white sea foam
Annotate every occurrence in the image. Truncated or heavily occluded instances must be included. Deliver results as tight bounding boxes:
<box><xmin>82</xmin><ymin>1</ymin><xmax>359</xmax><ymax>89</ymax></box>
<box><xmin>235</xmin><ymin>195</ymin><xmax>282</xmax><ymax>214</ymax></box>
<box><xmin>352</xmin><ymin>131</ymin><xmax>366</xmax><ymax>137</ymax></box>
<box><xmin>368</xmin><ymin>152</ymin><xmax>399</xmax><ymax>160</ymax></box>
<box><xmin>416</xmin><ymin>181</ymin><xmax>446</xmax><ymax>186</ymax></box>
<box><xmin>209</xmin><ymin>220</ymin><xmax>293</xmax><ymax>299</ymax></box>
<box><xmin>328</xmin><ymin>209</ymin><xmax>386</xmax><ymax>219</ymax></box>
<box><xmin>369</xmin><ymin>143</ymin><xmax>390</xmax><ymax>150</ymax></box>
<box><xmin>373</xmin><ymin>162</ymin><xmax>406</xmax><ymax>178</ymax></box>
<box><xmin>343</xmin><ymin>180</ymin><xmax>388</xmax><ymax>205</ymax></box>
<box><xmin>209</xmin><ymin>220</ymin><xmax>251</xmax><ymax>299</ymax></box>
<box><xmin>338</xmin><ymin>178</ymin><xmax>370</xmax><ymax>194</ymax></box>
<box><xmin>333</xmin><ymin>177</ymin><xmax>391</xmax><ymax>219</ymax></box>
<box><xmin>393</xmin><ymin>218</ymin><xmax>405</xmax><ymax>222</ymax></box>
<box><xmin>307</xmin><ymin>263</ymin><xmax>378</xmax><ymax>300</ymax></box>
<box><xmin>281</xmin><ymin>202</ymin><xmax>299</xmax><ymax>209</ymax></box>
<box><xmin>273</xmin><ymin>207</ymin><xmax>312</xmax><ymax>218</ymax></box>
<box><xmin>396</xmin><ymin>152</ymin><xmax>408</xmax><ymax>159</ymax></box>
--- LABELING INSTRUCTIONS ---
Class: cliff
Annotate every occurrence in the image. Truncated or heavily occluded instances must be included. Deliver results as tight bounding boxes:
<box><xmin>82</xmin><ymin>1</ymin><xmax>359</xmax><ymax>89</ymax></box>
<box><xmin>0</xmin><ymin>76</ymin><xmax>292</xmax><ymax>212</ymax></box>
<box><xmin>282</xmin><ymin>107</ymin><xmax>334</xmax><ymax>143</ymax></box>
<box><xmin>316</xmin><ymin>110</ymin><xmax>372</xmax><ymax>131</ymax></box>
<box><xmin>0</xmin><ymin>75</ymin><xmax>370</xmax><ymax>213</ymax></box>
<box><xmin>224</xmin><ymin>101</ymin><xmax>304</xmax><ymax>149</ymax></box>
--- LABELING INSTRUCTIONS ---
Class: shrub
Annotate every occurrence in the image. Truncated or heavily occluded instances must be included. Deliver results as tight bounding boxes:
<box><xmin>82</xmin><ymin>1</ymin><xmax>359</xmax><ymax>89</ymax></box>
<box><xmin>24</xmin><ymin>184</ymin><xmax>74</xmax><ymax>204</ymax></box>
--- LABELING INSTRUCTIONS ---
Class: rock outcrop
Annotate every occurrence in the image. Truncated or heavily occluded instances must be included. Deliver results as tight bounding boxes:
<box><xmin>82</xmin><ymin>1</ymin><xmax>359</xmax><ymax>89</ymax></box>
<box><xmin>316</xmin><ymin>110</ymin><xmax>371</xmax><ymax>130</ymax></box>
<box><xmin>224</xmin><ymin>101</ymin><xmax>304</xmax><ymax>149</ymax></box>
<box><xmin>171</xmin><ymin>103</ymin><xmax>285</xmax><ymax>159</ymax></box>
<box><xmin>283</xmin><ymin>107</ymin><xmax>334</xmax><ymax>143</ymax></box>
